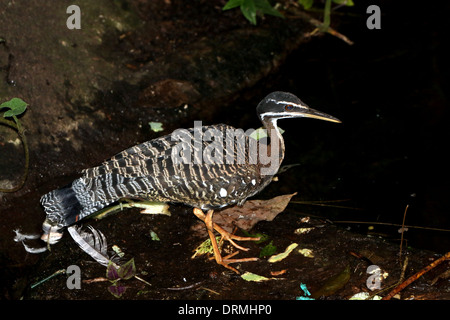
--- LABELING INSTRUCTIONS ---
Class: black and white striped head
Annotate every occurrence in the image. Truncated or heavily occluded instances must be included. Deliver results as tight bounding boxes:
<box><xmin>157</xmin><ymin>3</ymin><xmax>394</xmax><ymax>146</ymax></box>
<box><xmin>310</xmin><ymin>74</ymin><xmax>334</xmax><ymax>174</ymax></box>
<box><xmin>257</xmin><ymin>91</ymin><xmax>341</xmax><ymax>124</ymax></box>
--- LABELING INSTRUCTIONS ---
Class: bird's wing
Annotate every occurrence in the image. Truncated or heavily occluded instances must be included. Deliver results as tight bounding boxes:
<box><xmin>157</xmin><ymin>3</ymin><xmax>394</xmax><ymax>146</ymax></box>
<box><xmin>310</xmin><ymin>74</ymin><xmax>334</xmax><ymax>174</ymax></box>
<box><xmin>82</xmin><ymin>124</ymin><xmax>235</xmax><ymax>179</ymax></box>
<box><xmin>79</xmin><ymin>124</ymin><xmax>265</xmax><ymax>206</ymax></box>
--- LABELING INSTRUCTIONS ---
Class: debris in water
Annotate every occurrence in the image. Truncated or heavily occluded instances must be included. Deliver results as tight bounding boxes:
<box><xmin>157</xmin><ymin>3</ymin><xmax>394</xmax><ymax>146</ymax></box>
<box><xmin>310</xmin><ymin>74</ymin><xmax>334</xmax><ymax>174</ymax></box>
<box><xmin>296</xmin><ymin>283</ymin><xmax>314</xmax><ymax>300</ymax></box>
<box><xmin>298</xmin><ymin>248</ymin><xmax>314</xmax><ymax>258</ymax></box>
<box><xmin>149</xmin><ymin>121</ymin><xmax>164</xmax><ymax>132</ymax></box>
<box><xmin>268</xmin><ymin>243</ymin><xmax>298</xmax><ymax>263</ymax></box>
<box><xmin>241</xmin><ymin>272</ymin><xmax>270</xmax><ymax>282</ymax></box>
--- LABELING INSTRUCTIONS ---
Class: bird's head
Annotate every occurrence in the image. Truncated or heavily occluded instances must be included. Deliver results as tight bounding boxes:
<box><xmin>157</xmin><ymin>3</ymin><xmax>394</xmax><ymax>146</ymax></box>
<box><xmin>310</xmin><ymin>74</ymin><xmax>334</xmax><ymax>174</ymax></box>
<box><xmin>257</xmin><ymin>91</ymin><xmax>341</xmax><ymax>124</ymax></box>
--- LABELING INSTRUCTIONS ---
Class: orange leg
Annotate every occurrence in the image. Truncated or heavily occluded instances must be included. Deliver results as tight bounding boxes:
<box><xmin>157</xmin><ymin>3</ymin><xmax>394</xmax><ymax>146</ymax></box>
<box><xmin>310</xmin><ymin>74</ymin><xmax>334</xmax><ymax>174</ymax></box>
<box><xmin>193</xmin><ymin>208</ymin><xmax>259</xmax><ymax>273</ymax></box>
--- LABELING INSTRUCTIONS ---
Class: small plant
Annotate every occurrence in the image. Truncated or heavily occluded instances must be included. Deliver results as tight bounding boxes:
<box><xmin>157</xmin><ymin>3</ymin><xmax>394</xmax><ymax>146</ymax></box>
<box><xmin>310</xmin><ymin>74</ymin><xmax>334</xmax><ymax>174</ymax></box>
<box><xmin>67</xmin><ymin>226</ymin><xmax>151</xmax><ymax>298</ymax></box>
<box><xmin>106</xmin><ymin>258</ymin><xmax>137</xmax><ymax>298</ymax></box>
<box><xmin>223</xmin><ymin>0</ymin><xmax>354</xmax><ymax>44</ymax></box>
<box><xmin>0</xmin><ymin>97</ymin><xmax>29</xmax><ymax>192</ymax></box>
<box><xmin>223</xmin><ymin>0</ymin><xmax>284</xmax><ymax>25</ymax></box>
<box><xmin>299</xmin><ymin>0</ymin><xmax>354</xmax><ymax>31</ymax></box>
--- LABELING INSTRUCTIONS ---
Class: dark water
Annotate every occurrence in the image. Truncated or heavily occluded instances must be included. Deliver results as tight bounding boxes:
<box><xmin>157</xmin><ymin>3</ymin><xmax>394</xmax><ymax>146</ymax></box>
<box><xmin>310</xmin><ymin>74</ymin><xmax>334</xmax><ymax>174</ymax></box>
<box><xmin>219</xmin><ymin>1</ymin><xmax>450</xmax><ymax>253</ymax></box>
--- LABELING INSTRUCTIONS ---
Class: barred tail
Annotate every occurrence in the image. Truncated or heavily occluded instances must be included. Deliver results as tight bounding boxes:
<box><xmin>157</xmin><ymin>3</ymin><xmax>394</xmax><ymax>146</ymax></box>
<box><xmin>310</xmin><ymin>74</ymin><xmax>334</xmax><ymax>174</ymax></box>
<box><xmin>40</xmin><ymin>174</ymin><xmax>129</xmax><ymax>232</ymax></box>
<box><xmin>40</xmin><ymin>182</ymin><xmax>84</xmax><ymax>230</ymax></box>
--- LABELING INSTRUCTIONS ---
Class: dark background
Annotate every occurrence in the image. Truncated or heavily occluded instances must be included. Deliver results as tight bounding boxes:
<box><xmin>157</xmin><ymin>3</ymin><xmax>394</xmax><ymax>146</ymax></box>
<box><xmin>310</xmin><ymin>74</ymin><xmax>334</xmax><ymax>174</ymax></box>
<box><xmin>221</xmin><ymin>0</ymin><xmax>450</xmax><ymax>253</ymax></box>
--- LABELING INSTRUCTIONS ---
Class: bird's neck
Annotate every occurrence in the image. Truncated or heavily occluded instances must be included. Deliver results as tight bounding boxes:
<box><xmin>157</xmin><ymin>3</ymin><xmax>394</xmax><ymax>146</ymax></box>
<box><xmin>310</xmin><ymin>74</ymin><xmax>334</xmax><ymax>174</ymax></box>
<box><xmin>261</xmin><ymin>118</ymin><xmax>285</xmax><ymax>173</ymax></box>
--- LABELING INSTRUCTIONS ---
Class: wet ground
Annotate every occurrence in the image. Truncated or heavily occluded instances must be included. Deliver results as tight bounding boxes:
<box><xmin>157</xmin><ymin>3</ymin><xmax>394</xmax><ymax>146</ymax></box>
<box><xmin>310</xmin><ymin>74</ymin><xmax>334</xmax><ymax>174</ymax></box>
<box><xmin>1</xmin><ymin>1</ymin><xmax>450</xmax><ymax>300</ymax></box>
<box><xmin>19</xmin><ymin>205</ymin><xmax>450</xmax><ymax>300</ymax></box>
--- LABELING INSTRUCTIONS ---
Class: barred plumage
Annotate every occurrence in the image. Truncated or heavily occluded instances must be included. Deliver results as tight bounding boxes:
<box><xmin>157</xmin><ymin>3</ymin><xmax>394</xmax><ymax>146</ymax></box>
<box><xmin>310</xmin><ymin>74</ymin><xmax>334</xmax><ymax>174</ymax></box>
<box><xmin>40</xmin><ymin>92</ymin><xmax>340</xmax><ymax>272</ymax></box>
<box><xmin>41</xmin><ymin>124</ymin><xmax>269</xmax><ymax>231</ymax></box>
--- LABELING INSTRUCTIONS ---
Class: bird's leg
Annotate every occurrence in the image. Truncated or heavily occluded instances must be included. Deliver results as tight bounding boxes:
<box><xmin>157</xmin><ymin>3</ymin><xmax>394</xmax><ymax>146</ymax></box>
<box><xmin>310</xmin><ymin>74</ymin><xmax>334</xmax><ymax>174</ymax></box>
<box><xmin>192</xmin><ymin>208</ymin><xmax>260</xmax><ymax>251</ymax></box>
<box><xmin>193</xmin><ymin>208</ymin><xmax>258</xmax><ymax>273</ymax></box>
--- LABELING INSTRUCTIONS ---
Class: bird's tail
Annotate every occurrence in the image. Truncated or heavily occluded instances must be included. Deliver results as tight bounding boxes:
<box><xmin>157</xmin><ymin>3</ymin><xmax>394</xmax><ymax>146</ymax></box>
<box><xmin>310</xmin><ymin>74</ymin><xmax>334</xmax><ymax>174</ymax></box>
<box><xmin>40</xmin><ymin>174</ymin><xmax>125</xmax><ymax>239</ymax></box>
<box><xmin>40</xmin><ymin>182</ymin><xmax>85</xmax><ymax>230</ymax></box>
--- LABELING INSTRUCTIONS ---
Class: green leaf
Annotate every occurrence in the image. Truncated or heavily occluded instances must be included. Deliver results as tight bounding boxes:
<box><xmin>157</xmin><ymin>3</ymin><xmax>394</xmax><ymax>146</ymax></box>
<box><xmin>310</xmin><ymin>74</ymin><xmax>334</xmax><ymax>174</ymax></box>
<box><xmin>118</xmin><ymin>258</ymin><xmax>136</xmax><ymax>280</ymax></box>
<box><xmin>298</xmin><ymin>0</ymin><xmax>314</xmax><ymax>10</ymax></box>
<box><xmin>241</xmin><ymin>0</ymin><xmax>257</xmax><ymax>25</ymax></box>
<box><xmin>1</xmin><ymin>98</ymin><xmax>28</xmax><ymax>118</ymax></box>
<box><xmin>149</xmin><ymin>230</ymin><xmax>160</xmax><ymax>241</ymax></box>
<box><xmin>149</xmin><ymin>121</ymin><xmax>164</xmax><ymax>132</ymax></box>
<box><xmin>224</xmin><ymin>0</ymin><xmax>283</xmax><ymax>25</ymax></box>
<box><xmin>223</xmin><ymin>0</ymin><xmax>243</xmax><ymax>10</ymax></box>
<box><xmin>254</xmin><ymin>0</ymin><xmax>284</xmax><ymax>18</ymax></box>
<box><xmin>259</xmin><ymin>240</ymin><xmax>277</xmax><ymax>257</ymax></box>
<box><xmin>332</xmin><ymin>0</ymin><xmax>354</xmax><ymax>6</ymax></box>
<box><xmin>112</xmin><ymin>245</ymin><xmax>125</xmax><ymax>258</ymax></box>
<box><xmin>191</xmin><ymin>236</ymin><xmax>222</xmax><ymax>259</ymax></box>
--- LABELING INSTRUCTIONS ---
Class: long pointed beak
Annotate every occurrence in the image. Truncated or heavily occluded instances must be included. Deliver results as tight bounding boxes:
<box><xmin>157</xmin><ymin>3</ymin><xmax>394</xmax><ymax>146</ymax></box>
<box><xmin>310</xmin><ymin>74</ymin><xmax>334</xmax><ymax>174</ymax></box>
<box><xmin>294</xmin><ymin>107</ymin><xmax>341</xmax><ymax>123</ymax></box>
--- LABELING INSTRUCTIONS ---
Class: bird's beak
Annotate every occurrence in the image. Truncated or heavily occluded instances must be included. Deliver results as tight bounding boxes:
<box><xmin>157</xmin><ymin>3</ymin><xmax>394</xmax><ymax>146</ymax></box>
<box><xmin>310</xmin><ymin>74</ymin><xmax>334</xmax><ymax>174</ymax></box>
<box><xmin>294</xmin><ymin>107</ymin><xmax>341</xmax><ymax>123</ymax></box>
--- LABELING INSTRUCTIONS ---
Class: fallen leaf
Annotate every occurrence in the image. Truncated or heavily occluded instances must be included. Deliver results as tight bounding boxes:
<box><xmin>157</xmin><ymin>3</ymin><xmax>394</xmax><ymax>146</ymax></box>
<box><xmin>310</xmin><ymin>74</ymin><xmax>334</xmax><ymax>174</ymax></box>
<box><xmin>112</xmin><ymin>245</ymin><xmax>125</xmax><ymax>257</ymax></box>
<box><xmin>137</xmin><ymin>202</ymin><xmax>170</xmax><ymax>215</ymax></box>
<box><xmin>149</xmin><ymin>121</ymin><xmax>164</xmax><ymax>132</ymax></box>
<box><xmin>241</xmin><ymin>272</ymin><xmax>270</xmax><ymax>282</ymax></box>
<box><xmin>259</xmin><ymin>240</ymin><xmax>277</xmax><ymax>258</ymax></box>
<box><xmin>270</xmin><ymin>269</ymin><xmax>287</xmax><ymax>276</ymax></box>
<box><xmin>349</xmin><ymin>292</ymin><xmax>382</xmax><ymax>300</ymax></box>
<box><xmin>191</xmin><ymin>236</ymin><xmax>222</xmax><ymax>259</ymax></box>
<box><xmin>294</xmin><ymin>227</ymin><xmax>314</xmax><ymax>235</ymax></box>
<box><xmin>311</xmin><ymin>265</ymin><xmax>351</xmax><ymax>298</ymax></box>
<box><xmin>149</xmin><ymin>230</ymin><xmax>160</xmax><ymax>241</ymax></box>
<box><xmin>268</xmin><ymin>243</ymin><xmax>298</xmax><ymax>263</ymax></box>
<box><xmin>192</xmin><ymin>193</ymin><xmax>297</xmax><ymax>235</ymax></box>
<box><xmin>298</xmin><ymin>248</ymin><xmax>314</xmax><ymax>258</ymax></box>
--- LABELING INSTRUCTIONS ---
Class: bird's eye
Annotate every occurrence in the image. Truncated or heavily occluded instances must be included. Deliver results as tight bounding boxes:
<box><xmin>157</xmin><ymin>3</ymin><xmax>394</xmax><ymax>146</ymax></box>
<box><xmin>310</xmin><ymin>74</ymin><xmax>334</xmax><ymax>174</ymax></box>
<box><xmin>285</xmin><ymin>104</ymin><xmax>294</xmax><ymax>111</ymax></box>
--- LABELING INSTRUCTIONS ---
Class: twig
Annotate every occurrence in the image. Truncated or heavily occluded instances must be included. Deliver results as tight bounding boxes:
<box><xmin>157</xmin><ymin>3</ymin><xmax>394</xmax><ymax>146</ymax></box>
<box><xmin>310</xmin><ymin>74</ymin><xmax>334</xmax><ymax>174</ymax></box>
<box><xmin>166</xmin><ymin>281</ymin><xmax>203</xmax><ymax>291</ymax></box>
<box><xmin>333</xmin><ymin>220</ymin><xmax>450</xmax><ymax>233</ymax></box>
<box><xmin>399</xmin><ymin>205</ymin><xmax>409</xmax><ymax>261</ymax></box>
<box><xmin>83</xmin><ymin>277</ymin><xmax>109</xmax><ymax>284</ymax></box>
<box><xmin>382</xmin><ymin>251</ymin><xmax>450</xmax><ymax>300</ymax></box>
<box><xmin>286</xmin><ymin>9</ymin><xmax>354</xmax><ymax>45</ymax></box>
<box><xmin>291</xmin><ymin>199</ymin><xmax>363</xmax><ymax>210</ymax></box>
<box><xmin>399</xmin><ymin>256</ymin><xmax>409</xmax><ymax>283</ymax></box>
<box><xmin>197</xmin><ymin>287</ymin><xmax>220</xmax><ymax>295</ymax></box>
<box><xmin>31</xmin><ymin>269</ymin><xmax>66</xmax><ymax>289</ymax></box>
<box><xmin>82</xmin><ymin>274</ymin><xmax>151</xmax><ymax>287</ymax></box>
<box><xmin>134</xmin><ymin>275</ymin><xmax>152</xmax><ymax>287</ymax></box>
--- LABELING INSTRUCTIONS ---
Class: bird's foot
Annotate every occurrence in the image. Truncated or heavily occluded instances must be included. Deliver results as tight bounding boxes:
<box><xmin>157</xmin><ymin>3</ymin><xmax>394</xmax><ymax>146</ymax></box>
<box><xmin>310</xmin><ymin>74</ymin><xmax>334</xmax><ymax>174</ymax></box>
<box><xmin>192</xmin><ymin>208</ymin><xmax>260</xmax><ymax>252</ymax></box>
<box><xmin>193</xmin><ymin>208</ymin><xmax>259</xmax><ymax>273</ymax></box>
<box><xmin>213</xmin><ymin>251</ymin><xmax>258</xmax><ymax>274</ymax></box>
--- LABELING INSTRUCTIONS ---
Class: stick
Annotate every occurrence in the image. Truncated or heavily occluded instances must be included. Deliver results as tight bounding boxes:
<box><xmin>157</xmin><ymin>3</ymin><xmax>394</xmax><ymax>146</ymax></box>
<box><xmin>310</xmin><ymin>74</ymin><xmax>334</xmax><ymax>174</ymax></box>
<box><xmin>382</xmin><ymin>251</ymin><xmax>450</xmax><ymax>300</ymax></box>
<box><xmin>399</xmin><ymin>205</ymin><xmax>409</xmax><ymax>261</ymax></box>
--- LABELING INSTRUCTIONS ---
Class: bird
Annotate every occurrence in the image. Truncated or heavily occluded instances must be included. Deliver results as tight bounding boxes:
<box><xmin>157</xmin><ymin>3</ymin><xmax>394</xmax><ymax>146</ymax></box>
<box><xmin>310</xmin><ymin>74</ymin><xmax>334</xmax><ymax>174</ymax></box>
<box><xmin>40</xmin><ymin>91</ymin><xmax>340</xmax><ymax>273</ymax></box>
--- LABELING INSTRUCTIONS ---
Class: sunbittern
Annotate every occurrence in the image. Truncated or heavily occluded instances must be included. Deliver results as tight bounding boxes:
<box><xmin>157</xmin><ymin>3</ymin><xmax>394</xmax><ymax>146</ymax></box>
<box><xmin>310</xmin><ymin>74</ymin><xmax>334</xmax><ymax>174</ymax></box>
<box><xmin>40</xmin><ymin>91</ymin><xmax>340</xmax><ymax>273</ymax></box>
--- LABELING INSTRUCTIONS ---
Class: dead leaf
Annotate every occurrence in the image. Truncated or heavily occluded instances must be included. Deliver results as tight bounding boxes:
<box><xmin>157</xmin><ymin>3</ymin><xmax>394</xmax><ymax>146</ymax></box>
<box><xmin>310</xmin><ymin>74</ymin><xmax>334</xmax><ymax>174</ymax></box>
<box><xmin>268</xmin><ymin>243</ymin><xmax>298</xmax><ymax>263</ymax></box>
<box><xmin>241</xmin><ymin>272</ymin><xmax>271</xmax><ymax>282</ymax></box>
<box><xmin>191</xmin><ymin>193</ymin><xmax>297</xmax><ymax>236</ymax></box>
<box><xmin>311</xmin><ymin>265</ymin><xmax>351</xmax><ymax>299</ymax></box>
<box><xmin>270</xmin><ymin>269</ymin><xmax>287</xmax><ymax>276</ymax></box>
